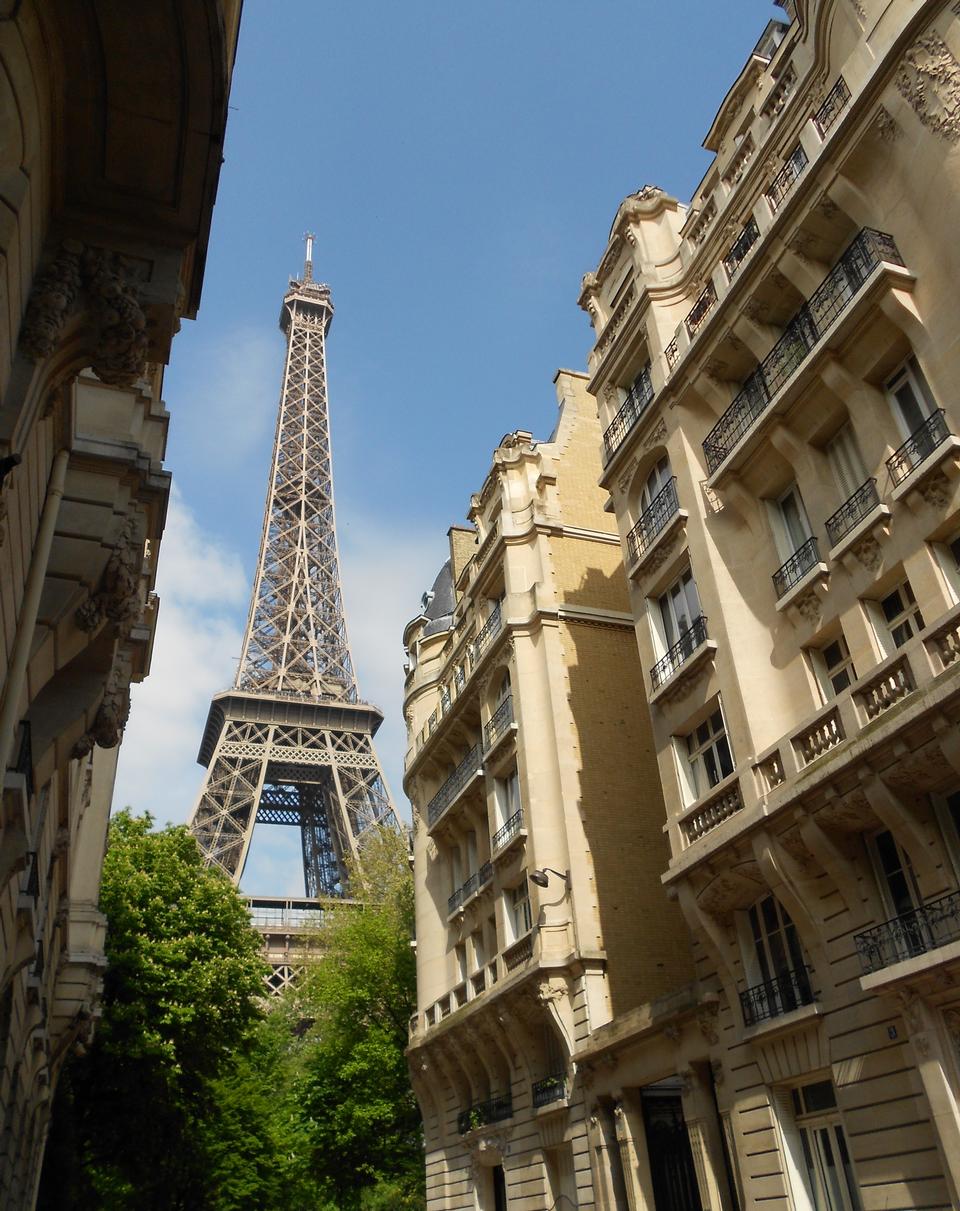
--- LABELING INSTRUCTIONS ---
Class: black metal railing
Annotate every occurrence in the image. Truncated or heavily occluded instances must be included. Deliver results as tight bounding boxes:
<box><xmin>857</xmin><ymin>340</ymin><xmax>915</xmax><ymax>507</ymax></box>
<box><xmin>478</xmin><ymin>861</ymin><xmax>493</xmax><ymax>888</ymax></box>
<box><xmin>427</xmin><ymin>744</ymin><xmax>483</xmax><ymax>827</ymax></box>
<box><xmin>665</xmin><ymin>337</ymin><xmax>680</xmax><ymax>370</ymax></box>
<box><xmin>626</xmin><ymin>478</ymin><xmax>680</xmax><ymax>565</ymax></box>
<box><xmin>461</xmin><ymin>872</ymin><xmax>478</xmax><ymax>902</ymax></box>
<box><xmin>447</xmin><ymin>886</ymin><xmax>463</xmax><ymax>916</ymax></box>
<box><xmin>484</xmin><ymin>695</ymin><xmax>514</xmax><ymax>751</ymax></box>
<box><xmin>886</xmin><ymin>410</ymin><xmax>951</xmax><ymax>486</ymax></box>
<box><xmin>603</xmin><ymin>371</ymin><xmax>655</xmax><ymax>463</ymax></box>
<box><xmin>813</xmin><ymin>76</ymin><xmax>851</xmax><ymax>138</ymax></box>
<box><xmin>722</xmin><ymin>217</ymin><xmax>761</xmax><ymax>280</ymax></box>
<box><xmin>22</xmin><ymin>851</ymin><xmax>39</xmax><ymax>902</ymax></box>
<box><xmin>650</xmin><ymin>615</ymin><xmax>708</xmax><ymax>690</ymax></box>
<box><xmin>532</xmin><ymin>1072</ymin><xmax>567</xmax><ymax>1108</ymax></box>
<box><xmin>474</xmin><ymin>605</ymin><xmax>502</xmax><ymax>659</ymax></box>
<box><xmin>825</xmin><ymin>478</ymin><xmax>880</xmax><ymax>547</ymax></box>
<box><xmin>10</xmin><ymin>721</ymin><xmax>33</xmax><ymax>798</ymax></box>
<box><xmin>766</xmin><ymin>144</ymin><xmax>808</xmax><ymax>211</ymax></box>
<box><xmin>458</xmin><ymin>1093</ymin><xmax>513</xmax><ymax>1135</ymax></box>
<box><xmin>685</xmin><ymin>281</ymin><xmax>718</xmax><ymax>338</ymax></box>
<box><xmin>703</xmin><ymin>229</ymin><xmax>904</xmax><ymax>472</ymax></box>
<box><xmin>772</xmin><ymin>537</ymin><xmax>820</xmax><ymax>599</ymax></box>
<box><xmin>493</xmin><ymin>809</ymin><xmax>523</xmax><ymax>851</ymax></box>
<box><xmin>854</xmin><ymin>889</ymin><xmax>960</xmax><ymax>974</ymax></box>
<box><xmin>740</xmin><ymin>966</ymin><xmax>814</xmax><ymax>1026</ymax></box>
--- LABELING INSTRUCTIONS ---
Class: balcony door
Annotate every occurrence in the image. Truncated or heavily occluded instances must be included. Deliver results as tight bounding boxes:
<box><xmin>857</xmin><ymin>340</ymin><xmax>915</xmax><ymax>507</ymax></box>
<box><xmin>640</xmin><ymin>456</ymin><xmax>671</xmax><ymax>512</ymax></box>
<box><xmin>867</xmin><ymin>829</ymin><xmax>930</xmax><ymax>961</ymax></box>
<box><xmin>745</xmin><ymin>895</ymin><xmax>811</xmax><ymax>1020</ymax></box>
<box><xmin>655</xmin><ymin>569</ymin><xmax>701</xmax><ymax>656</ymax></box>
<box><xmin>774</xmin><ymin>484</ymin><xmax>813</xmax><ymax>561</ymax></box>
<box><xmin>886</xmin><ymin>357</ymin><xmax>935</xmax><ymax>440</ymax></box>
<box><xmin>826</xmin><ymin>425</ymin><xmax>867</xmax><ymax>502</ymax></box>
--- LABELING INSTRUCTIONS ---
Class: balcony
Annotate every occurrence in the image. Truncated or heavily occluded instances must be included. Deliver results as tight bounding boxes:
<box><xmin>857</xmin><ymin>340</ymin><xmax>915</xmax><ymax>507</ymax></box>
<box><xmin>503</xmin><ymin>932</ymin><xmax>533</xmax><ymax>971</ymax></box>
<box><xmin>684</xmin><ymin>281</ymin><xmax>718</xmax><ymax>339</ymax></box>
<box><xmin>766</xmin><ymin>143</ymin><xmax>808</xmax><ymax>211</ymax></box>
<box><xmin>626</xmin><ymin>478</ymin><xmax>680</xmax><ymax>566</ymax></box>
<box><xmin>813</xmin><ymin>76</ymin><xmax>850</xmax><ymax>138</ymax></box>
<box><xmin>603</xmin><ymin>372</ymin><xmax>655</xmax><ymax>463</ymax></box>
<box><xmin>427</xmin><ymin>743</ymin><xmax>483</xmax><ymax>828</ymax></box>
<box><xmin>772</xmin><ymin>537</ymin><xmax>821</xmax><ymax>599</ymax></box>
<box><xmin>825</xmin><ymin>478</ymin><xmax>880</xmax><ymax>548</ymax></box>
<box><xmin>484</xmin><ymin>695</ymin><xmax>515</xmax><ymax>752</ymax></box>
<box><xmin>680</xmin><ymin>779</ymin><xmax>743</xmax><ymax>845</ymax></box>
<box><xmin>458</xmin><ymin>1093</ymin><xmax>513</xmax><ymax>1135</ymax></box>
<box><xmin>493</xmin><ymin>808</ymin><xmax>523</xmax><ymax>852</ymax></box>
<box><xmin>703</xmin><ymin>229</ymin><xmax>906</xmax><ymax>475</ymax></box>
<box><xmin>474</xmin><ymin>604</ymin><xmax>503</xmax><ymax>659</ymax></box>
<box><xmin>532</xmin><ymin>1072</ymin><xmax>567</xmax><ymax>1108</ymax></box>
<box><xmin>886</xmin><ymin>410</ymin><xmax>952</xmax><ymax>487</ymax></box>
<box><xmin>650</xmin><ymin>615</ymin><xmax>709</xmax><ymax>691</ymax></box>
<box><xmin>478</xmin><ymin>860</ymin><xmax>493</xmax><ymax>889</ymax></box>
<box><xmin>665</xmin><ymin>336</ymin><xmax>680</xmax><ymax>370</ymax></box>
<box><xmin>722</xmin><ymin>217</ymin><xmax>760</xmax><ymax>280</ymax></box>
<box><xmin>740</xmin><ymin>966</ymin><xmax>814</xmax><ymax>1027</ymax></box>
<box><xmin>854</xmin><ymin>889</ymin><xmax>960</xmax><ymax>974</ymax></box>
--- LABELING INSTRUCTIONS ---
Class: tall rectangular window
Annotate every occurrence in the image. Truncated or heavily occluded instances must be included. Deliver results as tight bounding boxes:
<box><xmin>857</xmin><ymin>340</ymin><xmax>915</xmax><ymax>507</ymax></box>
<box><xmin>655</xmin><ymin>568</ymin><xmax>702</xmax><ymax>655</ymax></box>
<box><xmin>682</xmin><ymin>707</ymin><xmax>734</xmax><ymax>800</ymax></box>
<box><xmin>790</xmin><ymin>1080</ymin><xmax>862</xmax><ymax>1211</ymax></box>
<box><xmin>826</xmin><ymin>425</ymin><xmax>868</xmax><ymax>501</ymax></box>
<box><xmin>812</xmin><ymin>633</ymin><xmax>857</xmax><ymax>699</ymax></box>
<box><xmin>877</xmin><ymin>580</ymin><xmax>924</xmax><ymax>651</ymax></box>
<box><xmin>885</xmin><ymin>356</ymin><xmax>936</xmax><ymax>439</ymax></box>
<box><xmin>509</xmin><ymin>881</ymin><xmax>532</xmax><ymax>941</ymax></box>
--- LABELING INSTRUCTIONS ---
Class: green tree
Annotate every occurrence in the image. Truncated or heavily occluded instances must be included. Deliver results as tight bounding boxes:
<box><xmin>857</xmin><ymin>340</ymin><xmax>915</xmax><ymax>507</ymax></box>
<box><xmin>39</xmin><ymin>811</ymin><xmax>268</xmax><ymax>1211</ymax></box>
<box><xmin>296</xmin><ymin>826</ymin><xmax>424</xmax><ymax>1209</ymax></box>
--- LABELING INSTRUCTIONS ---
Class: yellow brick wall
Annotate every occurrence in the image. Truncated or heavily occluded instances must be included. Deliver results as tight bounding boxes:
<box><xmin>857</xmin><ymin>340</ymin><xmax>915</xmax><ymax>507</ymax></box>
<box><xmin>559</xmin><ymin>617</ymin><xmax>693</xmax><ymax>1014</ymax></box>
<box><xmin>549</xmin><ymin>384</ymin><xmax>618</xmax><ymax>535</ymax></box>
<box><xmin>550</xmin><ymin>537</ymin><xmax>631</xmax><ymax>612</ymax></box>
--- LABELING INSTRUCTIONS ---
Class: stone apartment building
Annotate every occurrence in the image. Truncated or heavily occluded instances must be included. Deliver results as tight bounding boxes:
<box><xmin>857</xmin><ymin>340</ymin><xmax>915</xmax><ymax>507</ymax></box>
<box><xmin>0</xmin><ymin>3</ymin><xmax>240</xmax><ymax>1205</ymax></box>
<box><xmin>579</xmin><ymin>0</ymin><xmax>960</xmax><ymax>1208</ymax></box>
<box><xmin>403</xmin><ymin>373</ymin><xmax>693</xmax><ymax>1209</ymax></box>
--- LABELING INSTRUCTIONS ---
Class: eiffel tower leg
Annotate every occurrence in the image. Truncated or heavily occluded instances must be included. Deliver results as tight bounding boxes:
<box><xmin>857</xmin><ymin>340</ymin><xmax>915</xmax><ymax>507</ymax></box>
<box><xmin>188</xmin><ymin>723</ymin><xmax>270</xmax><ymax>885</ymax></box>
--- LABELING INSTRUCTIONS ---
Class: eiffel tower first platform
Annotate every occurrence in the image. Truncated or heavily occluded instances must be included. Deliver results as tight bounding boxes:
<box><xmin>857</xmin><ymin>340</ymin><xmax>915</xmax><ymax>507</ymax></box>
<box><xmin>188</xmin><ymin>237</ymin><xmax>401</xmax><ymax>921</ymax></box>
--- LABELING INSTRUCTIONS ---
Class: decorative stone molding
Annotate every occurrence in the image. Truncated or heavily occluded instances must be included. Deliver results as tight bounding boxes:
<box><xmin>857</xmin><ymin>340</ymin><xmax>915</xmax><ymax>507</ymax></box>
<box><xmin>874</xmin><ymin>106</ymin><xmax>900</xmax><ymax>143</ymax></box>
<box><xmin>76</xmin><ymin>513</ymin><xmax>144</xmax><ymax>638</ymax></box>
<box><xmin>72</xmin><ymin>665</ymin><xmax>131</xmax><ymax>758</ymax></box>
<box><xmin>918</xmin><ymin>469</ymin><xmax>952</xmax><ymax>509</ymax></box>
<box><xmin>643</xmin><ymin>418</ymin><xmax>668</xmax><ymax>451</ymax></box>
<box><xmin>20</xmin><ymin>242</ymin><xmax>149</xmax><ymax>385</ymax></box>
<box><xmin>791</xmin><ymin>587</ymin><xmax>823</xmax><ymax>625</ymax></box>
<box><xmin>850</xmin><ymin>533</ymin><xmax>883</xmax><ymax>572</ymax></box>
<box><xmin>896</xmin><ymin>32</ymin><xmax>960</xmax><ymax>144</ymax></box>
<box><xmin>698</xmin><ymin>1003</ymin><xmax>720</xmax><ymax>1045</ymax></box>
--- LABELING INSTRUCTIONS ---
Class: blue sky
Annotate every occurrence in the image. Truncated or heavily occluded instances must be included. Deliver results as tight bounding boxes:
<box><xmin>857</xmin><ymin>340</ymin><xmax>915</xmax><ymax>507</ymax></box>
<box><xmin>113</xmin><ymin>0</ymin><xmax>781</xmax><ymax>894</ymax></box>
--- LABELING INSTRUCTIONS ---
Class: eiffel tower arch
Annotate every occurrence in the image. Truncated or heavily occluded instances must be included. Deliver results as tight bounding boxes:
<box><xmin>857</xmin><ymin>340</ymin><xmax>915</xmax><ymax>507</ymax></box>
<box><xmin>188</xmin><ymin>237</ymin><xmax>401</xmax><ymax>899</ymax></box>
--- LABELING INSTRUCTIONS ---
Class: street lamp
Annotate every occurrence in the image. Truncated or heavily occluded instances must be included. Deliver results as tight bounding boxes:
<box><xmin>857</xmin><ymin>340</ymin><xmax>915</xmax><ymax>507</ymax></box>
<box><xmin>529</xmin><ymin>867</ymin><xmax>569</xmax><ymax>889</ymax></box>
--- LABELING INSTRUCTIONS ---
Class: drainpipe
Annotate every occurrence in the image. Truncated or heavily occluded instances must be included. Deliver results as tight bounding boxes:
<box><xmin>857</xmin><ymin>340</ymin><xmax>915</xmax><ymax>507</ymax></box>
<box><xmin>0</xmin><ymin>449</ymin><xmax>69</xmax><ymax>779</ymax></box>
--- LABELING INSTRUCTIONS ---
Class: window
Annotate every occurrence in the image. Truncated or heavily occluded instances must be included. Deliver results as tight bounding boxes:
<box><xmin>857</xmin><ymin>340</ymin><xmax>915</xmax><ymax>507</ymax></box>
<box><xmin>654</xmin><ymin>568</ymin><xmax>702</xmax><ymax>656</ymax></box>
<box><xmin>867</xmin><ymin>829</ymin><xmax>925</xmax><ymax>950</ymax></box>
<box><xmin>877</xmin><ymin>580</ymin><xmax>924</xmax><ymax>650</ymax></box>
<box><xmin>826</xmin><ymin>425</ymin><xmax>868</xmax><ymax>503</ymax></box>
<box><xmin>813</xmin><ymin>634</ymin><xmax>857</xmax><ymax>699</ymax></box>
<box><xmin>495</xmin><ymin>767</ymin><xmax>521</xmax><ymax>830</ymax></box>
<box><xmin>774</xmin><ymin>484</ymin><xmax>813</xmax><ymax>560</ymax></box>
<box><xmin>788</xmin><ymin>1080</ymin><xmax>862</xmax><ymax>1211</ymax></box>
<box><xmin>640</xmin><ymin>456</ymin><xmax>671</xmax><ymax>513</ymax></box>
<box><xmin>742</xmin><ymin>895</ymin><xmax>812</xmax><ymax>1020</ymax></box>
<box><xmin>885</xmin><ymin>356</ymin><xmax>935</xmax><ymax>439</ymax></box>
<box><xmin>934</xmin><ymin>790</ymin><xmax>960</xmax><ymax>881</ymax></box>
<box><xmin>933</xmin><ymin>530</ymin><xmax>960</xmax><ymax>603</ymax></box>
<box><xmin>509</xmin><ymin>881</ymin><xmax>532</xmax><ymax>941</ymax></box>
<box><xmin>683</xmin><ymin>707</ymin><xmax>734</xmax><ymax>800</ymax></box>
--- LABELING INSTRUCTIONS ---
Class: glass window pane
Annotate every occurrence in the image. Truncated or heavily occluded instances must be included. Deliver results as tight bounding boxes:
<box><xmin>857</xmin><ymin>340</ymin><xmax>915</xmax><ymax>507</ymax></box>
<box><xmin>716</xmin><ymin>735</ymin><xmax>734</xmax><ymax>779</ymax></box>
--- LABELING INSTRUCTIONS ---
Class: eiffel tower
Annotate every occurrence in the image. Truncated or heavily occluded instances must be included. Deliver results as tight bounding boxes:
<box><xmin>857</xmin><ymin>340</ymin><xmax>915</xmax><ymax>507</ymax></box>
<box><xmin>188</xmin><ymin>236</ymin><xmax>400</xmax><ymax>901</ymax></box>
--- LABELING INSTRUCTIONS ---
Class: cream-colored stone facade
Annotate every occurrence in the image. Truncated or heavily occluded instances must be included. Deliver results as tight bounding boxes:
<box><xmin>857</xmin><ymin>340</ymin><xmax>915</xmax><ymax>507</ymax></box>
<box><xmin>581</xmin><ymin>0</ymin><xmax>960</xmax><ymax>1208</ymax></box>
<box><xmin>0</xmin><ymin>4</ymin><xmax>239</xmax><ymax>1206</ymax></box>
<box><xmin>404</xmin><ymin>373</ymin><xmax>691</xmax><ymax>1210</ymax></box>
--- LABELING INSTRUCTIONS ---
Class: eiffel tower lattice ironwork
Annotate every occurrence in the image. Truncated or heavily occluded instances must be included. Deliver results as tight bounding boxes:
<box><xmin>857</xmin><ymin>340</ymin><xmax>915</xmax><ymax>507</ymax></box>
<box><xmin>188</xmin><ymin>236</ymin><xmax>401</xmax><ymax>896</ymax></box>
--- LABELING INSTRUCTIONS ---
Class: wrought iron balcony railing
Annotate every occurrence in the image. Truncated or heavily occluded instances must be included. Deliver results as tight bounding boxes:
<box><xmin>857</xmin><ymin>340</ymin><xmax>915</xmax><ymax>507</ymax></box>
<box><xmin>458</xmin><ymin>1093</ymin><xmax>513</xmax><ymax>1134</ymax></box>
<box><xmin>773</xmin><ymin>537</ymin><xmax>820</xmax><ymax>599</ymax></box>
<box><xmin>722</xmin><ymin>217</ymin><xmax>761</xmax><ymax>280</ymax></box>
<box><xmin>484</xmin><ymin>695</ymin><xmax>514</xmax><ymax>751</ymax></box>
<box><xmin>627</xmin><ymin>478</ymin><xmax>680</xmax><ymax>565</ymax></box>
<box><xmin>813</xmin><ymin>76</ymin><xmax>851</xmax><ymax>138</ymax></box>
<box><xmin>473</xmin><ymin>604</ymin><xmax>502</xmax><ymax>660</ymax></box>
<box><xmin>854</xmin><ymin>889</ymin><xmax>960</xmax><ymax>974</ymax></box>
<box><xmin>447</xmin><ymin>886</ymin><xmax>463</xmax><ymax>916</ymax></box>
<box><xmin>886</xmin><ymin>410</ymin><xmax>952</xmax><ymax>486</ymax></box>
<box><xmin>493</xmin><ymin>808</ymin><xmax>523</xmax><ymax>851</ymax></box>
<box><xmin>603</xmin><ymin>371</ymin><xmax>655</xmax><ymax>463</ymax></box>
<box><xmin>427</xmin><ymin>743</ymin><xmax>483</xmax><ymax>827</ymax></box>
<box><xmin>825</xmin><ymin>478</ymin><xmax>880</xmax><ymax>547</ymax></box>
<box><xmin>650</xmin><ymin>615</ymin><xmax>709</xmax><ymax>690</ymax></box>
<box><xmin>665</xmin><ymin>336</ymin><xmax>680</xmax><ymax>370</ymax></box>
<box><xmin>685</xmin><ymin>281</ymin><xmax>718</xmax><ymax>338</ymax></box>
<box><xmin>532</xmin><ymin>1072</ymin><xmax>567</xmax><ymax>1108</ymax></box>
<box><xmin>740</xmin><ymin>966</ymin><xmax>814</xmax><ymax>1027</ymax></box>
<box><xmin>766</xmin><ymin>143</ymin><xmax>808</xmax><ymax>211</ymax></box>
<box><xmin>703</xmin><ymin>229</ymin><xmax>904</xmax><ymax>473</ymax></box>
<box><xmin>478</xmin><ymin>860</ymin><xmax>493</xmax><ymax>888</ymax></box>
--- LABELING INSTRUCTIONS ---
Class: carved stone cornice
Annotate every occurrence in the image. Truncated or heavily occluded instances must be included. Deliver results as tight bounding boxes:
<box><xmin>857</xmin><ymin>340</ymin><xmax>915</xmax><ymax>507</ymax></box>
<box><xmin>76</xmin><ymin>512</ymin><xmax>145</xmax><ymax>639</ymax></box>
<box><xmin>896</xmin><ymin>31</ymin><xmax>960</xmax><ymax>143</ymax></box>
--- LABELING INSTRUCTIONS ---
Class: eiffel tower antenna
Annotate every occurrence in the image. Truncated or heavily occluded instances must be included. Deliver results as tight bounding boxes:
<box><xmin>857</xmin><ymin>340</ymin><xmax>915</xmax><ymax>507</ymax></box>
<box><xmin>187</xmin><ymin>238</ymin><xmax>401</xmax><ymax>899</ymax></box>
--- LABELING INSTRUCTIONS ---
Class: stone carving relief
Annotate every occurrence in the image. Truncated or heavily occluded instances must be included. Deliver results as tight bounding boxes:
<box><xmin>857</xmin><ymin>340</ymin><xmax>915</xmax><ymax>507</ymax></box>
<box><xmin>697</xmin><ymin>1003</ymin><xmax>719</xmax><ymax>1045</ymax></box>
<box><xmin>850</xmin><ymin>534</ymin><xmax>883</xmax><ymax>572</ymax></box>
<box><xmin>919</xmin><ymin>470</ymin><xmax>952</xmax><ymax>509</ymax></box>
<box><xmin>791</xmin><ymin>587</ymin><xmax>823</xmax><ymax>625</ymax></box>
<box><xmin>20</xmin><ymin>241</ymin><xmax>150</xmax><ymax>386</ymax></box>
<box><xmin>643</xmin><ymin>418</ymin><xmax>668</xmax><ymax>451</ymax></box>
<box><xmin>874</xmin><ymin>106</ymin><xmax>900</xmax><ymax>143</ymax></box>
<box><xmin>896</xmin><ymin>32</ymin><xmax>960</xmax><ymax>143</ymax></box>
<box><xmin>76</xmin><ymin>512</ymin><xmax>145</xmax><ymax>638</ymax></box>
<box><xmin>72</xmin><ymin>664</ymin><xmax>131</xmax><ymax>759</ymax></box>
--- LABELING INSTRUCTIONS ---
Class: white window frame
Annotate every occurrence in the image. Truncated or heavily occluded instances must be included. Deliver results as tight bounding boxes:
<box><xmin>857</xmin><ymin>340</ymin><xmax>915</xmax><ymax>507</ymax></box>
<box><xmin>639</xmin><ymin>455</ymin><xmax>671</xmax><ymax>513</ymax></box>
<box><xmin>810</xmin><ymin>632</ymin><xmax>857</xmax><ymax>702</ymax></box>
<box><xmin>678</xmin><ymin>704</ymin><xmax>735</xmax><ymax>804</ymax></box>
<box><xmin>869</xmin><ymin>578</ymin><xmax>925</xmax><ymax>654</ymax></box>
<box><xmin>494</xmin><ymin>766</ymin><xmax>521</xmax><ymax>831</ymax></box>
<box><xmin>508</xmin><ymin>880</ymin><xmax>532</xmax><ymax>943</ymax></box>
<box><xmin>932</xmin><ymin>530</ymin><xmax>960</xmax><ymax>606</ymax></box>
<box><xmin>651</xmin><ymin>567</ymin><xmax>702</xmax><ymax>659</ymax></box>
<box><xmin>885</xmin><ymin>356</ymin><xmax>936</xmax><ymax>441</ymax></box>
<box><xmin>771</xmin><ymin>483</ymin><xmax>813</xmax><ymax>562</ymax></box>
<box><xmin>826</xmin><ymin>424</ymin><xmax>868</xmax><ymax>503</ymax></box>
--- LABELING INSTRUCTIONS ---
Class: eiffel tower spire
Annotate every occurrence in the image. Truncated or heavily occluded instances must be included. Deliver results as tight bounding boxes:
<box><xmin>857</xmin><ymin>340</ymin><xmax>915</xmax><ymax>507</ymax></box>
<box><xmin>188</xmin><ymin>237</ymin><xmax>400</xmax><ymax>897</ymax></box>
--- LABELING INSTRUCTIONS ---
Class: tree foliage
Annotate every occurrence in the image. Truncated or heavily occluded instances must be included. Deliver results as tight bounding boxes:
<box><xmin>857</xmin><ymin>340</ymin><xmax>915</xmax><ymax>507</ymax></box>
<box><xmin>38</xmin><ymin>816</ymin><xmax>424</xmax><ymax>1210</ymax></box>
